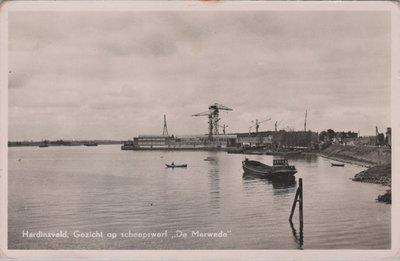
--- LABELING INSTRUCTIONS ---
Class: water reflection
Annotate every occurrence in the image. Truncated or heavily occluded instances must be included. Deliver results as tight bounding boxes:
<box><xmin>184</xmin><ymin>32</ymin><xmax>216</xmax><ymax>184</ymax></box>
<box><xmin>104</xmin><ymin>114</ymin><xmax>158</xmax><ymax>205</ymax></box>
<box><xmin>242</xmin><ymin>173</ymin><xmax>297</xmax><ymax>190</ymax></box>
<box><xmin>207</xmin><ymin>153</ymin><xmax>220</xmax><ymax>209</ymax></box>
<box><xmin>270</xmin><ymin>178</ymin><xmax>297</xmax><ymax>189</ymax></box>
<box><xmin>302</xmin><ymin>154</ymin><xmax>318</xmax><ymax>163</ymax></box>
<box><xmin>289</xmin><ymin>220</ymin><xmax>304</xmax><ymax>249</ymax></box>
<box><xmin>277</xmin><ymin>154</ymin><xmax>318</xmax><ymax>164</ymax></box>
<box><xmin>270</xmin><ymin>179</ymin><xmax>297</xmax><ymax>197</ymax></box>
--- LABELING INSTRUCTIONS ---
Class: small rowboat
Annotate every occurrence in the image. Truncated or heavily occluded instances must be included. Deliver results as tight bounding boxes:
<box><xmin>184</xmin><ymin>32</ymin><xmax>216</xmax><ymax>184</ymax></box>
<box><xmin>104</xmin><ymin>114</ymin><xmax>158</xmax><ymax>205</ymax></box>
<box><xmin>165</xmin><ymin>164</ymin><xmax>187</xmax><ymax>168</ymax></box>
<box><xmin>331</xmin><ymin>163</ymin><xmax>345</xmax><ymax>167</ymax></box>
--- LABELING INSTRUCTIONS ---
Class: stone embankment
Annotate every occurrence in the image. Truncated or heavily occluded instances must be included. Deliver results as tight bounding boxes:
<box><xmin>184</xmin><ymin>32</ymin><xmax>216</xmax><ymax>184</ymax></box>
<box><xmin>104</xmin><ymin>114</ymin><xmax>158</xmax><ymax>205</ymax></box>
<box><xmin>320</xmin><ymin>144</ymin><xmax>391</xmax><ymax>166</ymax></box>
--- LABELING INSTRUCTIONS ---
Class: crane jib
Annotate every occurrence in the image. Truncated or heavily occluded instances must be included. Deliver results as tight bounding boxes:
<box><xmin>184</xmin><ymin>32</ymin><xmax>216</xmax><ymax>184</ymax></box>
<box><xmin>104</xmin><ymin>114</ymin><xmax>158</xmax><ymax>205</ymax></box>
<box><xmin>192</xmin><ymin>103</ymin><xmax>232</xmax><ymax>136</ymax></box>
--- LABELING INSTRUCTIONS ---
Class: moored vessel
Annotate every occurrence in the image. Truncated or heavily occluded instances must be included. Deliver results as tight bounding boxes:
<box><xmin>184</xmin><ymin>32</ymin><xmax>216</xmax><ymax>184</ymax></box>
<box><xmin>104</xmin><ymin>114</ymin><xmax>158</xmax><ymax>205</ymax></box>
<box><xmin>242</xmin><ymin>158</ymin><xmax>297</xmax><ymax>180</ymax></box>
<box><xmin>331</xmin><ymin>162</ymin><xmax>345</xmax><ymax>167</ymax></box>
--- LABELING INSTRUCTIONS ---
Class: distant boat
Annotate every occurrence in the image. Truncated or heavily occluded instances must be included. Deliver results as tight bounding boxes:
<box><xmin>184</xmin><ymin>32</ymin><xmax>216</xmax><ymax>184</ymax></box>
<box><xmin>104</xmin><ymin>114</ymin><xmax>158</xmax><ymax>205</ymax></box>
<box><xmin>331</xmin><ymin>163</ymin><xmax>345</xmax><ymax>167</ymax></box>
<box><xmin>165</xmin><ymin>163</ymin><xmax>187</xmax><ymax>168</ymax></box>
<box><xmin>242</xmin><ymin>158</ymin><xmax>297</xmax><ymax>180</ymax></box>
<box><xmin>64</xmin><ymin>142</ymin><xmax>80</xmax><ymax>146</ymax></box>
<box><xmin>84</xmin><ymin>142</ymin><xmax>98</xmax><ymax>146</ymax></box>
<box><xmin>204</xmin><ymin>157</ymin><xmax>216</xmax><ymax>161</ymax></box>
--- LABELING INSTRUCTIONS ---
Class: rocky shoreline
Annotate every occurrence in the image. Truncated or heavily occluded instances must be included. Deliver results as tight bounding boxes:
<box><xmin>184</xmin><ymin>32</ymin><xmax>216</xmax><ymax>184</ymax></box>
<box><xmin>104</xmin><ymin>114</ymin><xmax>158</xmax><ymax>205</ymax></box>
<box><xmin>377</xmin><ymin>190</ymin><xmax>391</xmax><ymax>204</ymax></box>
<box><xmin>352</xmin><ymin>164</ymin><xmax>391</xmax><ymax>186</ymax></box>
<box><xmin>352</xmin><ymin>164</ymin><xmax>391</xmax><ymax>204</ymax></box>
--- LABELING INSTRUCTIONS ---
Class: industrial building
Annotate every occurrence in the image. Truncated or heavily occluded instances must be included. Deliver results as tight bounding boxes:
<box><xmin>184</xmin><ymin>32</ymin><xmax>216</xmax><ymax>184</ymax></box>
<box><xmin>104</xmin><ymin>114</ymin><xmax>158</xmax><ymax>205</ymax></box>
<box><xmin>133</xmin><ymin>134</ymin><xmax>237</xmax><ymax>149</ymax></box>
<box><xmin>125</xmin><ymin>104</ymin><xmax>318</xmax><ymax>151</ymax></box>
<box><xmin>129</xmin><ymin>130</ymin><xmax>318</xmax><ymax>150</ymax></box>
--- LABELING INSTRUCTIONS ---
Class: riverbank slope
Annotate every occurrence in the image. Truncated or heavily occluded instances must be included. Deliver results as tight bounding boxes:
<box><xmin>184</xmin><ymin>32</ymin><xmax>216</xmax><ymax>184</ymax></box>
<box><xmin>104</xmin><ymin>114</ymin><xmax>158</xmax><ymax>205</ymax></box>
<box><xmin>320</xmin><ymin>144</ymin><xmax>391</xmax><ymax>166</ymax></box>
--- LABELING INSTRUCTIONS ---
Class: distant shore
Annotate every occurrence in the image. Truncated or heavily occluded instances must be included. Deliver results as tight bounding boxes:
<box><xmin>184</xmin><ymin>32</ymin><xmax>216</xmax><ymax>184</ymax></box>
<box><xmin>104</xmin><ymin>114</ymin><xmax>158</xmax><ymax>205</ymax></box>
<box><xmin>8</xmin><ymin>140</ymin><xmax>124</xmax><ymax>147</ymax></box>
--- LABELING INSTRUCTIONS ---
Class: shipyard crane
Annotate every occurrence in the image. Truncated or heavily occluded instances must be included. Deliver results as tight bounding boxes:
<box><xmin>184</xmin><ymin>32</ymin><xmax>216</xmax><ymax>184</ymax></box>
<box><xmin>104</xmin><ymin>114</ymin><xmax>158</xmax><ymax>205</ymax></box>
<box><xmin>192</xmin><ymin>103</ymin><xmax>233</xmax><ymax>137</ymax></box>
<box><xmin>249</xmin><ymin>118</ymin><xmax>271</xmax><ymax>133</ymax></box>
<box><xmin>162</xmin><ymin>114</ymin><xmax>169</xmax><ymax>136</ymax></box>
<box><xmin>218</xmin><ymin>124</ymin><xmax>228</xmax><ymax>135</ymax></box>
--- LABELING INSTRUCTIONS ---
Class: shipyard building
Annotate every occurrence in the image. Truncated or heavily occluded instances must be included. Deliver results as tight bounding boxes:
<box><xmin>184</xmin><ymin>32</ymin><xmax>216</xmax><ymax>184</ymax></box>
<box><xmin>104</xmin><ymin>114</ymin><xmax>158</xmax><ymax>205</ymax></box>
<box><xmin>128</xmin><ymin>131</ymin><xmax>318</xmax><ymax>150</ymax></box>
<box><xmin>133</xmin><ymin>134</ymin><xmax>237</xmax><ymax>149</ymax></box>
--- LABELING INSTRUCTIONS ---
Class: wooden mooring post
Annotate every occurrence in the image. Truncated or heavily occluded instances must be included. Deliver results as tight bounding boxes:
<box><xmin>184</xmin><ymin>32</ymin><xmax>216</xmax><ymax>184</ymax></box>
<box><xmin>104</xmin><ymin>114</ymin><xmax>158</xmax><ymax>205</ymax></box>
<box><xmin>289</xmin><ymin>178</ymin><xmax>303</xmax><ymax>228</ymax></box>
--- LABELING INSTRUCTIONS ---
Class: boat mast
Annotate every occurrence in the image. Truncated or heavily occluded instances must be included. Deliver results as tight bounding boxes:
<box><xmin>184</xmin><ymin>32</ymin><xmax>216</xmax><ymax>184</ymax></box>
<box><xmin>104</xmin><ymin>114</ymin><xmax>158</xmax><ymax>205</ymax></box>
<box><xmin>304</xmin><ymin>110</ymin><xmax>307</xmax><ymax>132</ymax></box>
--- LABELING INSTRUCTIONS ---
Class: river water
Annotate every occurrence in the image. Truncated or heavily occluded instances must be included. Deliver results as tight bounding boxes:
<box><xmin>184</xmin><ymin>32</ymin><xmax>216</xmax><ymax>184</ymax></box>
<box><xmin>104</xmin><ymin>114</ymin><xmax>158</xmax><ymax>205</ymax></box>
<box><xmin>8</xmin><ymin>145</ymin><xmax>390</xmax><ymax>249</ymax></box>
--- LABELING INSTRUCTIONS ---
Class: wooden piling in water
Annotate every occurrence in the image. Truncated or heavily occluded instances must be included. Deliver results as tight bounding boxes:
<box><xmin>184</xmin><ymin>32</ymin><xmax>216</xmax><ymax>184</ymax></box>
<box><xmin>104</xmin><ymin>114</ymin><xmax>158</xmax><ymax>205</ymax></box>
<box><xmin>299</xmin><ymin>178</ymin><xmax>303</xmax><ymax>228</ymax></box>
<box><xmin>289</xmin><ymin>187</ymin><xmax>299</xmax><ymax>221</ymax></box>
<box><xmin>289</xmin><ymin>178</ymin><xmax>303</xmax><ymax>229</ymax></box>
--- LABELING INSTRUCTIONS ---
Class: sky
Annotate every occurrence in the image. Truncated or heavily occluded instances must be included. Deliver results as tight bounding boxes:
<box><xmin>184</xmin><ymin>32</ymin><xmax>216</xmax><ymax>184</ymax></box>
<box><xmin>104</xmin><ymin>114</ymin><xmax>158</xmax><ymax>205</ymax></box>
<box><xmin>8</xmin><ymin>10</ymin><xmax>391</xmax><ymax>140</ymax></box>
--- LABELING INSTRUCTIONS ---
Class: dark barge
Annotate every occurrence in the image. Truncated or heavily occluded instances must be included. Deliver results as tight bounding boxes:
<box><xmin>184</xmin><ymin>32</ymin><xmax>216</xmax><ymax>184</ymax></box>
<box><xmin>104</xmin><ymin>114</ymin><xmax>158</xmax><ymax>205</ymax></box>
<box><xmin>242</xmin><ymin>158</ymin><xmax>297</xmax><ymax>180</ymax></box>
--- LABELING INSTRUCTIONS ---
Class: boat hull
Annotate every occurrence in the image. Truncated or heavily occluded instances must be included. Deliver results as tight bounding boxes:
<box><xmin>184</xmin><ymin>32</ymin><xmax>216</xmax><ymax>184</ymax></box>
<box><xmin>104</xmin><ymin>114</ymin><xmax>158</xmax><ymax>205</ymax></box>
<box><xmin>165</xmin><ymin>164</ymin><xmax>187</xmax><ymax>168</ymax></box>
<box><xmin>331</xmin><ymin>163</ymin><xmax>345</xmax><ymax>167</ymax></box>
<box><xmin>242</xmin><ymin>160</ymin><xmax>297</xmax><ymax>180</ymax></box>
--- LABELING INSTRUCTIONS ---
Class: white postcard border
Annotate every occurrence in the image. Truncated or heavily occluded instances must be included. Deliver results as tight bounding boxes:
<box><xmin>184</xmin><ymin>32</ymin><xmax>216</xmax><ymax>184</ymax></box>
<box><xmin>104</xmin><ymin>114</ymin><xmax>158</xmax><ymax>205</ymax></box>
<box><xmin>0</xmin><ymin>1</ymin><xmax>399</xmax><ymax>259</ymax></box>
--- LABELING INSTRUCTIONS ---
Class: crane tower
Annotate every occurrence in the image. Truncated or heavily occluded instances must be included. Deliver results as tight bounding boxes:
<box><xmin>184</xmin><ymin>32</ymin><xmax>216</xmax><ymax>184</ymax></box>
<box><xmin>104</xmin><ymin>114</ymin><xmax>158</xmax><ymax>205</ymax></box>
<box><xmin>162</xmin><ymin>114</ymin><xmax>169</xmax><ymax>136</ymax></box>
<box><xmin>249</xmin><ymin>118</ymin><xmax>271</xmax><ymax>133</ymax></box>
<box><xmin>192</xmin><ymin>103</ymin><xmax>233</xmax><ymax>137</ymax></box>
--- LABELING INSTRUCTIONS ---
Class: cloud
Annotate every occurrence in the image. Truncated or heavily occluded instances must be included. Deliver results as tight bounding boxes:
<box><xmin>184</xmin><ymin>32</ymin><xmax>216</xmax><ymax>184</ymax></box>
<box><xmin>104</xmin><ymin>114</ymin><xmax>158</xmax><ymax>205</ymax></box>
<box><xmin>8</xmin><ymin>10</ymin><xmax>391</xmax><ymax>140</ymax></box>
